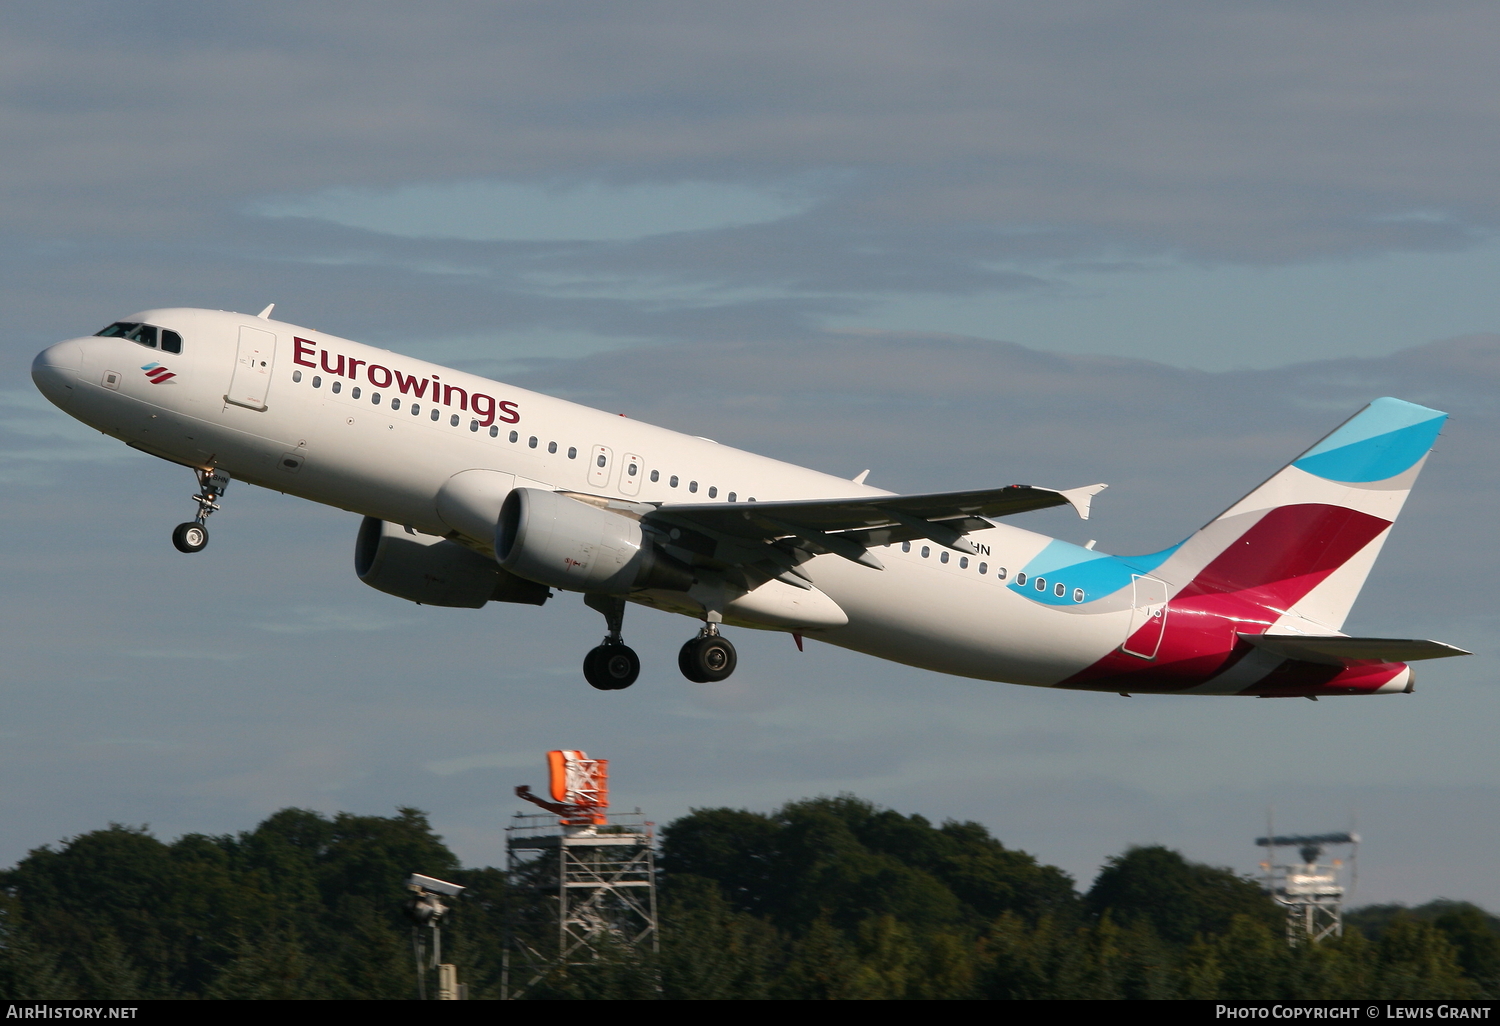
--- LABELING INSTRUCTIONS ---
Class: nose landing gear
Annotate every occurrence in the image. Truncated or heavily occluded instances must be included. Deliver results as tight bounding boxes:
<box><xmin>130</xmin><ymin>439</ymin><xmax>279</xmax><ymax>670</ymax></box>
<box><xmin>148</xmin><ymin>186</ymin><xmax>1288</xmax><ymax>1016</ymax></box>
<box><xmin>679</xmin><ymin>624</ymin><xmax>737</xmax><ymax>683</ymax></box>
<box><xmin>172</xmin><ymin>468</ymin><xmax>229</xmax><ymax>554</ymax></box>
<box><xmin>582</xmin><ymin>594</ymin><xmax>641</xmax><ymax>691</ymax></box>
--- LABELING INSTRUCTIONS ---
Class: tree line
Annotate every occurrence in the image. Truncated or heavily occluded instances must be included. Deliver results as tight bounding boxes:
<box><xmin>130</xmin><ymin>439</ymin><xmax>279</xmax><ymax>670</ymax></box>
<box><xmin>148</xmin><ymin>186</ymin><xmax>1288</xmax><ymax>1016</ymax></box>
<box><xmin>0</xmin><ymin>797</ymin><xmax>1494</xmax><ymax>999</ymax></box>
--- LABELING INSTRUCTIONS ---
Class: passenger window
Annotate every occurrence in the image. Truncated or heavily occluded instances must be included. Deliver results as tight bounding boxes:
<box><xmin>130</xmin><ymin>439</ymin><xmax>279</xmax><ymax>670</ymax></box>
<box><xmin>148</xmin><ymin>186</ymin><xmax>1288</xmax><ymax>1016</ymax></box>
<box><xmin>1055</xmin><ymin>583</ymin><xmax>1066</xmax><ymax>596</ymax></box>
<box><xmin>489</xmin><ymin>425</ymin><xmax>499</xmax><ymax>437</ymax></box>
<box><xmin>921</xmin><ymin>546</ymin><xmax>930</xmax><ymax>558</ymax></box>
<box><xmin>708</xmin><ymin>486</ymin><xmax>717</xmax><ymax>498</ymax></box>
<box><xmin>1015</xmin><ymin>572</ymin><xmax>1025</xmax><ymax>585</ymax></box>
<box><xmin>650</xmin><ymin>470</ymin><xmax>660</xmax><ymax>482</ymax></box>
<box><xmin>293</xmin><ymin>370</ymin><xmax>302</xmax><ymax>383</ymax></box>
<box><xmin>352</xmin><ymin>386</ymin><xmax>361</xmax><ymax>399</ymax></box>
<box><xmin>596</xmin><ymin>454</ymin><xmax>607</xmax><ymax>468</ymax></box>
<box><xmin>431</xmin><ymin>408</ymin><xmax>440</xmax><ymax>421</ymax></box>
<box><xmin>940</xmin><ymin>551</ymin><xmax>949</xmax><ymax>564</ymax></box>
<box><xmin>997</xmin><ymin>567</ymin><xmax>1007</xmax><ymax>580</ymax></box>
<box><xmin>371</xmin><ymin>392</ymin><xmax>381</xmax><ymax>404</ymax></box>
<box><xmin>509</xmin><ymin>430</ymin><xmax>518</xmax><ymax>442</ymax></box>
<box><xmin>450</xmin><ymin>414</ymin><xmax>459</xmax><ymax>426</ymax></box>
<box><xmin>312</xmin><ymin>375</ymin><xmax>321</xmax><ymax>388</ymax></box>
<box><xmin>529</xmin><ymin>436</ymin><xmax>537</xmax><ymax>447</ymax></box>
<box><xmin>728</xmin><ymin>492</ymin><xmax>737</xmax><ymax>502</ymax></box>
<box><xmin>470</xmin><ymin>420</ymin><xmax>479</xmax><ymax>432</ymax></box>
<box><xmin>1035</xmin><ymin>577</ymin><xmax>1046</xmax><ymax>591</ymax></box>
<box><xmin>978</xmin><ymin>561</ymin><xmax>987</xmax><ymax>574</ymax></box>
<box><xmin>570</xmin><ymin>447</ymin><xmax>578</xmax><ymax>459</ymax></box>
<box><xmin>548</xmin><ymin>441</ymin><xmax>557</xmax><ymax>454</ymax></box>
<box><xmin>391</xmin><ymin>398</ymin><xmax>401</xmax><ymax>410</ymax></box>
<box><xmin>331</xmin><ymin>380</ymin><xmax>341</xmax><ymax>393</ymax></box>
<box><xmin>959</xmin><ymin>556</ymin><xmax>968</xmax><ymax>569</ymax></box>
<box><xmin>412</xmin><ymin>404</ymin><xmax>421</xmax><ymax>416</ymax></box>
<box><xmin>689</xmin><ymin>481</ymin><xmax>698</xmax><ymax>493</ymax></box>
<box><xmin>902</xmin><ymin>541</ymin><xmax>911</xmax><ymax>553</ymax></box>
<box><xmin>669</xmin><ymin>475</ymin><xmax>679</xmax><ymax>488</ymax></box>
<box><xmin>161</xmin><ymin>330</ymin><xmax>183</xmax><ymax>354</ymax></box>
<box><xmin>1073</xmin><ymin>588</ymin><xmax>1085</xmax><ymax>602</ymax></box>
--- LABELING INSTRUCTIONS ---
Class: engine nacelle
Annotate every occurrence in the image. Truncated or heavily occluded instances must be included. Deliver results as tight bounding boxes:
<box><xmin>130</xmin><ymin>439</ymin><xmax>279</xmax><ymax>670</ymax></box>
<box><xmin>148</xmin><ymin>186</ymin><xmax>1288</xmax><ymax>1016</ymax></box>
<box><xmin>496</xmin><ymin>488</ymin><xmax>695</xmax><ymax>594</ymax></box>
<box><xmin>355</xmin><ymin>517</ymin><xmax>550</xmax><ymax>607</ymax></box>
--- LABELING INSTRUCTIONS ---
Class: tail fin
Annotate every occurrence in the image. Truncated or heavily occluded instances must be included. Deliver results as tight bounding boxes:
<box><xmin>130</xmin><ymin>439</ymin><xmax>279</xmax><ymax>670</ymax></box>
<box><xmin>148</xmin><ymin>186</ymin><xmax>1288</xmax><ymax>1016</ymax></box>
<box><xmin>1153</xmin><ymin>397</ymin><xmax>1447</xmax><ymax>631</ymax></box>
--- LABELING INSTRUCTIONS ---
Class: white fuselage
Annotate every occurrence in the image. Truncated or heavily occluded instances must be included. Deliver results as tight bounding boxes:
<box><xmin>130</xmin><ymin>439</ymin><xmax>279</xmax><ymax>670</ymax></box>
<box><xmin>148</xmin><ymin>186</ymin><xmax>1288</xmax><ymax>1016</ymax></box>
<box><xmin>33</xmin><ymin>307</ymin><xmax>1143</xmax><ymax>689</ymax></box>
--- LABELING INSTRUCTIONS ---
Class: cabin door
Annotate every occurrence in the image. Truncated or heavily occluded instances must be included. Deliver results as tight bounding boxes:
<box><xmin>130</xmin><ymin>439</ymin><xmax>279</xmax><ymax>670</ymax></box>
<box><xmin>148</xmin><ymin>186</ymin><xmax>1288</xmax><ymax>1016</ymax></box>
<box><xmin>1121</xmin><ymin>575</ymin><xmax>1169</xmax><ymax>659</ymax></box>
<box><xmin>227</xmin><ymin>326</ymin><xmax>276</xmax><ymax>410</ymax></box>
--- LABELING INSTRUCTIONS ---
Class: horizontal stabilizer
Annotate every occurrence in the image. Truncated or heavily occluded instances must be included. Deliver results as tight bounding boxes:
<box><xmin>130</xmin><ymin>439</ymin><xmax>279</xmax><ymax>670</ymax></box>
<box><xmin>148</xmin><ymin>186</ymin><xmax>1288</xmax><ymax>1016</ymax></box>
<box><xmin>1238</xmin><ymin>633</ymin><xmax>1470</xmax><ymax>667</ymax></box>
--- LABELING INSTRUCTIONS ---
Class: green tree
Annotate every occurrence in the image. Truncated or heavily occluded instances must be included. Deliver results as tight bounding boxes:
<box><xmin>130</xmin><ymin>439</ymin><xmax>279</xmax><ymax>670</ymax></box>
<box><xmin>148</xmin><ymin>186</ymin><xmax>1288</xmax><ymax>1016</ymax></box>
<box><xmin>1085</xmin><ymin>845</ymin><xmax>1281</xmax><ymax>946</ymax></box>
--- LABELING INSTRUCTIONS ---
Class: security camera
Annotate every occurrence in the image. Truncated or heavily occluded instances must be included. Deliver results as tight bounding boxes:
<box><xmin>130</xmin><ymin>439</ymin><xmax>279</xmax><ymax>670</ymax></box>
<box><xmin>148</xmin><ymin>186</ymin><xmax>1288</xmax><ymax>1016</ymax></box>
<box><xmin>406</xmin><ymin>873</ymin><xmax>465</xmax><ymax>897</ymax></box>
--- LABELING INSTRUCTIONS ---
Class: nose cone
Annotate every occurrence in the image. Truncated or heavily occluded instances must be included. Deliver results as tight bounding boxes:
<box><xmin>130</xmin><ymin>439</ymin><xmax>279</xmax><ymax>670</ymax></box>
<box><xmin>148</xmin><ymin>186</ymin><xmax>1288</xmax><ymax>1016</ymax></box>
<box><xmin>32</xmin><ymin>340</ymin><xmax>82</xmax><ymax>409</ymax></box>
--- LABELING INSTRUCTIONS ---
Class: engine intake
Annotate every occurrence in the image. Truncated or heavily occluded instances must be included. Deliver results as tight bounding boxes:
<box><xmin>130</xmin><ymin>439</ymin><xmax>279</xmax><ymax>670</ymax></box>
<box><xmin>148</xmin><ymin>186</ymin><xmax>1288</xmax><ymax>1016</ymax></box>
<box><xmin>355</xmin><ymin>517</ymin><xmax>549</xmax><ymax>607</ymax></box>
<box><xmin>496</xmin><ymin>488</ymin><xmax>694</xmax><ymax>594</ymax></box>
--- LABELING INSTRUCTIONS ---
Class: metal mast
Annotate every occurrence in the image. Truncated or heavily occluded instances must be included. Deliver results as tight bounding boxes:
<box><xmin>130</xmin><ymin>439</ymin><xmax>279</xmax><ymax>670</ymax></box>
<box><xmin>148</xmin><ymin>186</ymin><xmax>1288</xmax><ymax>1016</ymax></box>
<box><xmin>502</xmin><ymin>750</ymin><xmax>658</xmax><ymax>999</ymax></box>
<box><xmin>1255</xmin><ymin>831</ymin><xmax>1359</xmax><ymax>944</ymax></box>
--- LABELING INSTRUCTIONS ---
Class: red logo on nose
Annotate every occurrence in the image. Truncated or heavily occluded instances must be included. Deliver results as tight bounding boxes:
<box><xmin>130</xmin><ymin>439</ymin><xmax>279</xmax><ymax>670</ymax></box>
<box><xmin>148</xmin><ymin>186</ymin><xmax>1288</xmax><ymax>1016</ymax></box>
<box><xmin>141</xmin><ymin>362</ymin><xmax>176</xmax><ymax>384</ymax></box>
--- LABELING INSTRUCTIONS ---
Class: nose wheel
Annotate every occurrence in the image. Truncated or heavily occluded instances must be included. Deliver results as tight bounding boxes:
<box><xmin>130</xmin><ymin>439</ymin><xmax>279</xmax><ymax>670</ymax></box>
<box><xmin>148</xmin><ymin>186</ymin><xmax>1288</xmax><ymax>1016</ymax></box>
<box><xmin>679</xmin><ymin>627</ymin><xmax>737</xmax><ymax>683</ymax></box>
<box><xmin>172</xmin><ymin>468</ymin><xmax>230</xmax><ymax>554</ymax></box>
<box><xmin>172</xmin><ymin>522</ymin><xmax>209</xmax><ymax>553</ymax></box>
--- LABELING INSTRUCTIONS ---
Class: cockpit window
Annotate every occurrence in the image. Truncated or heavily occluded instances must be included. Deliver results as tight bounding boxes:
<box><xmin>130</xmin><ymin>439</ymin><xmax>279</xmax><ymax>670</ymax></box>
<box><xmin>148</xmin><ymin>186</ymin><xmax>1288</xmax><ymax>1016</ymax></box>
<box><xmin>95</xmin><ymin>321</ymin><xmax>181</xmax><ymax>353</ymax></box>
<box><xmin>125</xmin><ymin>324</ymin><xmax>158</xmax><ymax>347</ymax></box>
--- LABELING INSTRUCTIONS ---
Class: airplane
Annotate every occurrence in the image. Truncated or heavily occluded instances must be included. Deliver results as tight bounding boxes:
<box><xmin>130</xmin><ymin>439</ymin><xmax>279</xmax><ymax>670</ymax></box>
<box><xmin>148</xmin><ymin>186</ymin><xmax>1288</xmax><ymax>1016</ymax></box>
<box><xmin>31</xmin><ymin>306</ymin><xmax>1468</xmax><ymax>695</ymax></box>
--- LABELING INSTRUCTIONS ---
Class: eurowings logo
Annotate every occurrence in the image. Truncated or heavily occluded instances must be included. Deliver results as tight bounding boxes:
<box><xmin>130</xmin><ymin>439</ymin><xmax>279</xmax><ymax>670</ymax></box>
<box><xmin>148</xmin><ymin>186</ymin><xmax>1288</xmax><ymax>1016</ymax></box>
<box><xmin>141</xmin><ymin>362</ymin><xmax>176</xmax><ymax>384</ymax></box>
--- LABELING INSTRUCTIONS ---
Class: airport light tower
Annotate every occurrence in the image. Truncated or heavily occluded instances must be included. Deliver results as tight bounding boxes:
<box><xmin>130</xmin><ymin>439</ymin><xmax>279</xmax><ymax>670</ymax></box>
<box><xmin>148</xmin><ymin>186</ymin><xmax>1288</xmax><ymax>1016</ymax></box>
<box><xmin>502</xmin><ymin>750</ymin><xmax>658</xmax><ymax>1000</ymax></box>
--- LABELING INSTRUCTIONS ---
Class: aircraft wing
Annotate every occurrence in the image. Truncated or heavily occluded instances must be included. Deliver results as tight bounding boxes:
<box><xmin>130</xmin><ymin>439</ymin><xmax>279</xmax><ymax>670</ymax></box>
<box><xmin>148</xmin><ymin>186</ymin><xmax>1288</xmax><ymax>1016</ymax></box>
<box><xmin>638</xmin><ymin>483</ymin><xmax>1106</xmax><ymax>581</ymax></box>
<box><xmin>1238</xmin><ymin>634</ymin><xmax>1471</xmax><ymax>666</ymax></box>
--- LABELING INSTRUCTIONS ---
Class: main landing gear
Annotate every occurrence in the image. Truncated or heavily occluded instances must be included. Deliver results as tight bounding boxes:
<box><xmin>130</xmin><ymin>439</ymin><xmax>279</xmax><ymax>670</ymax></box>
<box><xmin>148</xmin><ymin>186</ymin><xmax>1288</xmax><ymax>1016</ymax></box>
<box><xmin>679</xmin><ymin>624</ymin><xmax>737</xmax><ymax>683</ymax></box>
<box><xmin>172</xmin><ymin>468</ymin><xmax>230</xmax><ymax>554</ymax></box>
<box><xmin>579</xmin><ymin>595</ymin><xmax>740</xmax><ymax>689</ymax></box>
<box><xmin>582</xmin><ymin>594</ymin><xmax>641</xmax><ymax>691</ymax></box>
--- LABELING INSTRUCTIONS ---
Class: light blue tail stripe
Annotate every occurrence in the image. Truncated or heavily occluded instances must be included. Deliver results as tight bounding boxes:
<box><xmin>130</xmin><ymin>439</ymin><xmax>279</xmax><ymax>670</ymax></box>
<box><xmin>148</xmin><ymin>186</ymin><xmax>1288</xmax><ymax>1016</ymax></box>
<box><xmin>1293</xmin><ymin>414</ymin><xmax>1445</xmax><ymax>483</ymax></box>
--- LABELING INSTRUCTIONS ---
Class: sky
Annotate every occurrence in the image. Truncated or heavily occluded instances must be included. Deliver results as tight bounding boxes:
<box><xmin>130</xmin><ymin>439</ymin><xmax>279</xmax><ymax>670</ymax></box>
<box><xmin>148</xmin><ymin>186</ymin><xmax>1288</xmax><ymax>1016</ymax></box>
<box><xmin>2</xmin><ymin>2</ymin><xmax>1498</xmax><ymax>909</ymax></box>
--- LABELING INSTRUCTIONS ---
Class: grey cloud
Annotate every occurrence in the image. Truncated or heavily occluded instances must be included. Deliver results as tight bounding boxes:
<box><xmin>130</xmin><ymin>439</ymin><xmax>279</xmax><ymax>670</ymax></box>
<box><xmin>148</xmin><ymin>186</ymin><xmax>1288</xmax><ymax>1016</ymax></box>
<box><xmin>7</xmin><ymin>3</ymin><xmax>1500</xmax><ymax>261</ymax></box>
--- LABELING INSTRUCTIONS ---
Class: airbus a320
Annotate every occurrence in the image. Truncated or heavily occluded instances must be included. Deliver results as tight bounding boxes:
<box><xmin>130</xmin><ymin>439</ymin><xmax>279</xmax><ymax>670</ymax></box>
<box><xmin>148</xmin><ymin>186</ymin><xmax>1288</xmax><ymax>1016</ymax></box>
<box><xmin>32</xmin><ymin>307</ymin><xmax>1468</xmax><ymax>694</ymax></box>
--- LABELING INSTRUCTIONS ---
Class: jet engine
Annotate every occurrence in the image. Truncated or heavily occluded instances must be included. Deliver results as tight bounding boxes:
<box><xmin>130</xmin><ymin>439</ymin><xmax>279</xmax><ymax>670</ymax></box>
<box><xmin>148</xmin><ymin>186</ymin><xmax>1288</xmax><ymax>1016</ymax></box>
<box><xmin>355</xmin><ymin>517</ymin><xmax>550</xmax><ymax>607</ymax></box>
<box><xmin>496</xmin><ymin>487</ymin><xmax>695</xmax><ymax>594</ymax></box>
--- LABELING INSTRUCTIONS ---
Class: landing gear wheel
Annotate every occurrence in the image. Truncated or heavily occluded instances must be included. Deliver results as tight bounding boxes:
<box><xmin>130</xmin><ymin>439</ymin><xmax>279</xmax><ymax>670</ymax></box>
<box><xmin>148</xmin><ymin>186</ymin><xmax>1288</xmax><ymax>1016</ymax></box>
<box><xmin>584</xmin><ymin>643</ymin><xmax>640</xmax><ymax>691</ymax></box>
<box><xmin>172</xmin><ymin>522</ymin><xmax>209</xmax><ymax>553</ymax></box>
<box><xmin>678</xmin><ymin>635</ymin><xmax>737</xmax><ymax>683</ymax></box>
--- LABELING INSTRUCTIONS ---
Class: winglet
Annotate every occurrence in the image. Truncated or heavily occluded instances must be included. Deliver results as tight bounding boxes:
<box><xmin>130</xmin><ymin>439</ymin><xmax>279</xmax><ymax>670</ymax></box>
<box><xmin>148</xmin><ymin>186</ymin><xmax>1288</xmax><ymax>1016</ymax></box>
<box><xmin>257</xmin><ymin>303</ymin><xmax>275</xmax><ymax>320</ymax></box>
<box><xmin>1057</xmin><ymin>483</ymin><xmax>1108</xmax><ymax>521</ymax></box>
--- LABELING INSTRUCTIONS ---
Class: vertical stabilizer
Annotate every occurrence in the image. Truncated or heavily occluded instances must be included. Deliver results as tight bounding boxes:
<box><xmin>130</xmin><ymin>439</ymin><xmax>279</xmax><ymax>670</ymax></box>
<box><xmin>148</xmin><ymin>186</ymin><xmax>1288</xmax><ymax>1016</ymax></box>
<box><xmin>1155</xmin><ymin>397</ymin><xmax>1447</xmax><ymax>631</ymax></box>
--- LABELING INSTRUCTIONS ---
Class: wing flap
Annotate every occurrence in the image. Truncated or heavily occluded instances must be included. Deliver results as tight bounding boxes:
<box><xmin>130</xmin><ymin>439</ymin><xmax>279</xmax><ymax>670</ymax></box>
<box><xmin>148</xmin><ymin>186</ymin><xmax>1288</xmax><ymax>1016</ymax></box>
<box><xmin>1238</xmin><ymin>633</ymin><xmax>1471</xmax><ymax>667</ymax></box>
